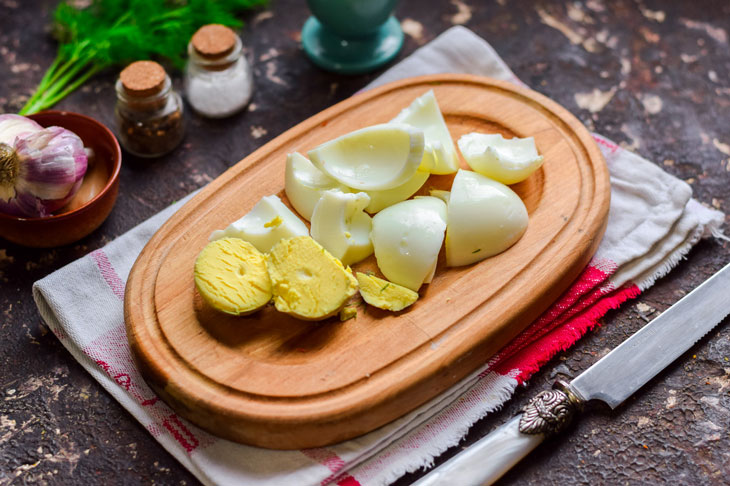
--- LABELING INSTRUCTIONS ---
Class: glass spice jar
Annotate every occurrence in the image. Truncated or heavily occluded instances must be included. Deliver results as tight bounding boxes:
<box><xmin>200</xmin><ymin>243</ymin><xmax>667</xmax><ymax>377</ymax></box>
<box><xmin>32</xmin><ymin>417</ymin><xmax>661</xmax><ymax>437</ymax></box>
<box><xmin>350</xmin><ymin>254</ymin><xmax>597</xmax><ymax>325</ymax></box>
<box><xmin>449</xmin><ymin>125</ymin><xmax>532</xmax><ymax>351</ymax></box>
<box><xmin>184</xmin><ymin>24</ymin><xmax>253</xmax><ymax>118</ymax></box>
<box><xmin>115</xmin><ymin>61</ymin><xmax>185</xmax><ymax>158</ymax></box>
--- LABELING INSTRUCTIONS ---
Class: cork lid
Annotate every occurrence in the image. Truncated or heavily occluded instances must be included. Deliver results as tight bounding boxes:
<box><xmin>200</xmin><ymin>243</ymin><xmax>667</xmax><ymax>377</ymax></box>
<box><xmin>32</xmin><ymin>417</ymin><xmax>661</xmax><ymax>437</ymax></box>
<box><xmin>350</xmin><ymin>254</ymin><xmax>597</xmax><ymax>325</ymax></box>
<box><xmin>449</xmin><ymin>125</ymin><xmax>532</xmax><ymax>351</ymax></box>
<box><xmin>192</xmin><ymin>24</ymin><xmax>237</xmax><ymax>58</ymax></box>
<box><xmin>119</xmin><ymin>61</ymin><xmax>166</xmax><ymax>97</ymax></box>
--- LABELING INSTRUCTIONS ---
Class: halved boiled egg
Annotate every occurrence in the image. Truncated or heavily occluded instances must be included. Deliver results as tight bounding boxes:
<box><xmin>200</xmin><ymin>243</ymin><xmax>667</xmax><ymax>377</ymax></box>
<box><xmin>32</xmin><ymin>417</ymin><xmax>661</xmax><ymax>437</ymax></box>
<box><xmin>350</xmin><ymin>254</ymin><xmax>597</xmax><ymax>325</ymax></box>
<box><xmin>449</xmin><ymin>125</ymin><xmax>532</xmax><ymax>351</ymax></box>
<box><xmin>446</xmin><ymin>170</ymin><xmax>528</xmax><ymax>267</ymax></box>
<box><xmin>371</xmin><ymin>196</ymin><xmax>447</xmax><ymax>291</ymax></box>
<box><xmin>308</xmin><ymin>123</ymin><xmax>424</xmax><ymax>191</ymax></box>
<box><xmin>310</xmin><ymin>189</ymin><xmax>373</xmax><ymax>266</ymax></box>
<box><xmin>391</xmin><ymin>90</ymin><xmax>459</xmax><ymax>175</ymax></box>
<box><xmin>458</xmin><ymin>133</ymin><xmax>544</xmax><ymax>184</ymax></box>
<box><xmin>210</xmin><ymin>195</ymin><xmax>309</xmax><ymax>253</ymax></box>
<box><xmin>285</xmin><ymin>152</ymin><xmax>349</xmax><ymax>221</ymax></box>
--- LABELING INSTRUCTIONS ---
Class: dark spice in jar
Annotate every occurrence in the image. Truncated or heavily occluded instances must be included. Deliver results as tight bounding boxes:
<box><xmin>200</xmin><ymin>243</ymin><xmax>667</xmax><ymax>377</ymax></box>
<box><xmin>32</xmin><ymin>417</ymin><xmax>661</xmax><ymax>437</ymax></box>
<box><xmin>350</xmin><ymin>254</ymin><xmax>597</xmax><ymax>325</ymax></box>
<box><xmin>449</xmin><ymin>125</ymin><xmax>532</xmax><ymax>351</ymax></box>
<box><xmin>115</xmin><ymin>61</ymin><xmax>185</xmax><ymax>158</ymax></box>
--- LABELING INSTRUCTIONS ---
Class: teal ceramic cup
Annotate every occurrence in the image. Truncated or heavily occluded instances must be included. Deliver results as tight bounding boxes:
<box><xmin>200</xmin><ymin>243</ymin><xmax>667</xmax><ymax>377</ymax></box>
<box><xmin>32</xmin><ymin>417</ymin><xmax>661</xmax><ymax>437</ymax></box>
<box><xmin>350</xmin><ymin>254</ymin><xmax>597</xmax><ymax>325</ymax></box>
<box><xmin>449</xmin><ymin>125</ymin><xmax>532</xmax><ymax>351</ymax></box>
<box><xmin>302</xmin><ymin>0</ymin><xmax>404</xmax><ymax>74</ymax></box>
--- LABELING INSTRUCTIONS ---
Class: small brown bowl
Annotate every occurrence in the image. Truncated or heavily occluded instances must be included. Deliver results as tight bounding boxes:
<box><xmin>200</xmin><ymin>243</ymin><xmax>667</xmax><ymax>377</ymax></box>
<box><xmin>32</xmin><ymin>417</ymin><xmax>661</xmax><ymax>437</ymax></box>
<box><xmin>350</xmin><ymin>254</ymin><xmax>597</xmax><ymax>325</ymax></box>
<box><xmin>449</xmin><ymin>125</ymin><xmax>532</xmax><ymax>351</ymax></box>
<box><xmin>0</xmin><ymin>110</ymin><xmax>122</xmax><ymax>248</ymax></box>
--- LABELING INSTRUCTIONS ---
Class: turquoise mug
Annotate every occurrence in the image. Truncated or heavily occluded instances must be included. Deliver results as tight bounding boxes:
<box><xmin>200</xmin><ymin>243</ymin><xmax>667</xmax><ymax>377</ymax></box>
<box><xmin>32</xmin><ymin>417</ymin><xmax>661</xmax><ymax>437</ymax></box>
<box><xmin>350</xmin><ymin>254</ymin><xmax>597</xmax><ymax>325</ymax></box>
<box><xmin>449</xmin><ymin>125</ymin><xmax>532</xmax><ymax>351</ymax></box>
<box><xmin>302</xmin><ymin>0</ymin><xmax>404</xmax><ymax>74</ymax></box>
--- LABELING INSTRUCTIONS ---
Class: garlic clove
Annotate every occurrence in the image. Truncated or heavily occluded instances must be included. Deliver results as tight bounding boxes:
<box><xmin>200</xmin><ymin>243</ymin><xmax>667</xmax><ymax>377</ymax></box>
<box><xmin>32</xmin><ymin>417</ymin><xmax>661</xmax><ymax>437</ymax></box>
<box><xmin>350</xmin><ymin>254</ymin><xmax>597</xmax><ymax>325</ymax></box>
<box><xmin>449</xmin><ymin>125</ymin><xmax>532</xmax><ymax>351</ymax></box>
<box><xmin>0</xmin><ymin>114</ymin><xmax>43</xmax><ymax>147</ymax></box>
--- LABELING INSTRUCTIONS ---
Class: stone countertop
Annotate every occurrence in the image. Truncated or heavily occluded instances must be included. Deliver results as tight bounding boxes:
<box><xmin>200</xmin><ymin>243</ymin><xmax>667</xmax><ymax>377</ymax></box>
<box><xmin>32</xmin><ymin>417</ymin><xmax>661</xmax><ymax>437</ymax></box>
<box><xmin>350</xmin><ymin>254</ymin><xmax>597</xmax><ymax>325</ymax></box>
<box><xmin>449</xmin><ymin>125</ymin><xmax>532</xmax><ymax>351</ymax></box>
<box><xmin>1</xmin><ymin>0</ymin><xmax>728</xmax><ymax>484</ymax></box>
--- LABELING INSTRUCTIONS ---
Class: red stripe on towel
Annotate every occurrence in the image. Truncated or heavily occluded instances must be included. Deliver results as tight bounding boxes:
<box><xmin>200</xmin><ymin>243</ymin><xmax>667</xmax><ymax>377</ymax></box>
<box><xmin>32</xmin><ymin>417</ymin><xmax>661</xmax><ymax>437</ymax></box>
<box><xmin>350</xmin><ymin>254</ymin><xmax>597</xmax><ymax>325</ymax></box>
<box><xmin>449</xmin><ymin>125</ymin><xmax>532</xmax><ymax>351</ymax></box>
<box><xmin>488</xmin><ymin>262</ymin><xmax>614</xmax><ymax>368</ymax></box>
<box><xmin>301</xmin><ymin>448</ymin><xmax>361</xmax><ymax>486</ymax></box>
<box><xmin>495</xmin><ymin>283</ymin><xmax>641</xmax><ymax>383</ymax></box>
<box><xmin>592</xmin><ymin>134</ymin><xmax>620</xmax><ymax>153</ymax></box>
<box><xmin>83</xmin><ymin>323</ymin><xmax>214</xmax><ymax>453</ymax></box>
<box><xmin>336</xmin><ymin>477</ymin><xmax>362</xmax><ymax>486</ymax></box>
<box><xmin>91</xmin><ymin>249</ymin><xmax>125</xmax><ymax>300</ymax></box>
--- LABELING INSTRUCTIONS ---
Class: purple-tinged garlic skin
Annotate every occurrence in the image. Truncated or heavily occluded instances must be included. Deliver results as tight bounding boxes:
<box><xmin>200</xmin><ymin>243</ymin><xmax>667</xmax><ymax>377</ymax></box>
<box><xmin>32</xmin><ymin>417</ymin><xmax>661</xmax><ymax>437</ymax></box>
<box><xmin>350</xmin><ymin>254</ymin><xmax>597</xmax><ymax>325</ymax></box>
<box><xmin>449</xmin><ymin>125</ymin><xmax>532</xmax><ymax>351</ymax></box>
<box><xmin>0</xmin><ymin>114</ymin><xmax>42</xmax><ymax>146</ymax></box>
<box><xmin>0</xmin><ymin>126</ymin><xmax>88</xmax><ymax>218</ymax></box>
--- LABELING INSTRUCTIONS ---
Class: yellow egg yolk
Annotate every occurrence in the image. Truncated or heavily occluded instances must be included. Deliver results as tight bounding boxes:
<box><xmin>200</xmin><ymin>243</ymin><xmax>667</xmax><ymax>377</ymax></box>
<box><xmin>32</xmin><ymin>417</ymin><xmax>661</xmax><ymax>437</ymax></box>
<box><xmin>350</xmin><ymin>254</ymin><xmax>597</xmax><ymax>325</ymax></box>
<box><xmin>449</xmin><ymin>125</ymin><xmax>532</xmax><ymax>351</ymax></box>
<box><xmin>266</xmin><ymin>236</ymin><xmax>358</xmax><ymax>321</ymax></box>
<box><xmin>194</xmin><ymin>237</ymin><xmax>272</xmax><ymax>316</ymax></box>
<box><xmin>355</xmin><ymin>273</ymin><xmax>419</xmax><ymax>312</ymax></box>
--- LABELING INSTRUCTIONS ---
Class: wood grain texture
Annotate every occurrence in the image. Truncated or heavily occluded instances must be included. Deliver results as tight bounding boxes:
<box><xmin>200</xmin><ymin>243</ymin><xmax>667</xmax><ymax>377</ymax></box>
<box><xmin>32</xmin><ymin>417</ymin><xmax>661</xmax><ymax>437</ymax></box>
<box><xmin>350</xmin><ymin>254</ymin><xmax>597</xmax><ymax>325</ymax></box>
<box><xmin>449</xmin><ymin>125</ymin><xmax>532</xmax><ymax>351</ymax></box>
<box><xmin>124</xmin><ymin>74</ymin><xmax>610</xmax><ymax>449</ymax></box>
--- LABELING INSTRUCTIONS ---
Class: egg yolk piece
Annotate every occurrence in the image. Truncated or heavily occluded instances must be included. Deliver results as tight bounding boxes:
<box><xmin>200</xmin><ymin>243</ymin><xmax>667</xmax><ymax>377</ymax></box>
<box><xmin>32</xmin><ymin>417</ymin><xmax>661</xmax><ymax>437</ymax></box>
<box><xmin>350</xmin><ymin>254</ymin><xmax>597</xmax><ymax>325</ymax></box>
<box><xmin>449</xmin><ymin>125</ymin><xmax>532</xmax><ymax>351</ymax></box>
<box><xmin>210</xmin><ymin>195</ymin><xmax>309</xmax><ymax>253</ymax></box>
<box><xmin>285</xmin><ymin>152</ymin><xmax>349</xmax><ymax>221</ymax></box>
<box><xmin>391</xmin><ymin>90</ymin><xmax>459</xmax><ymax>175</ymax></box>
<box><xmin>446</xmin><ymin>170</ymin><xmax>528</xmax><ymax>267</ymax></box>
<box><xmin>310</xmin><ymin>189</ymin><xmax>373</xmax><ymax>266</ymax></box>
<box><xmin>266</xmin><ymin>236</ymin><xmax>359</xmax><ymax>321</ymax></box>
<box><xmin>356</xmin><ymin>273</ymin><xmax>419</xmax><ymax>312</ymax></box>
<box><xmin>458</xmin><ymin>133</ymin><xmax>544</xmax><ymax>184</ymax></box>
<box><xmin>194</xmin><ymin>238</ymin><xmax>272</xmax><ymax>316</ymax></box>
<box><xmin>371</xmin><ymin>196</ymin><xmax>447</xmax><ymax>291</ymax></box>
<box><xmin>307</xmin><ymin>123</ymin><xmax>424</xmax><ymax>191</ymax></box>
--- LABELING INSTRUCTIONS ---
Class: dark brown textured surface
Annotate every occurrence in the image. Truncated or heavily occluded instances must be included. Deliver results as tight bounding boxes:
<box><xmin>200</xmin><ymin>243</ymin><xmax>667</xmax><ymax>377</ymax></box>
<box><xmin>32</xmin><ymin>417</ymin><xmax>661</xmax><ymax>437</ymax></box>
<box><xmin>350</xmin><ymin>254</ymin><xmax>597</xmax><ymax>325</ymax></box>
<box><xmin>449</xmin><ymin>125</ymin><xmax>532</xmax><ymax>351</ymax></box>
<box><xmin>1</xmin><ymin>0</ymin><xmax>728</xmax><ymax>485</ymax></box>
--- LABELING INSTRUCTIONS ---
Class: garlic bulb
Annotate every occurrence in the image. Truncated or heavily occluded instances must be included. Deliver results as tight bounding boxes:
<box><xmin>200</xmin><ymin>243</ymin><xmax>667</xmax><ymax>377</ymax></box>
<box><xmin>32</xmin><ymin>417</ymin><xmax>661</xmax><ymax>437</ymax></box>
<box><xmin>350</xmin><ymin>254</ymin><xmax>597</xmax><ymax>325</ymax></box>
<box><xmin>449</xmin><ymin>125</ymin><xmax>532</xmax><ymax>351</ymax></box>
<box><xmin>0</xmin><ymin>114</ymin><xmax>42</xmax><ymax>146</ymax></box>
<box><xmin>0</xmin><ymin>126</ymin><xmax>88</xmax><ymax>218</ymax></box>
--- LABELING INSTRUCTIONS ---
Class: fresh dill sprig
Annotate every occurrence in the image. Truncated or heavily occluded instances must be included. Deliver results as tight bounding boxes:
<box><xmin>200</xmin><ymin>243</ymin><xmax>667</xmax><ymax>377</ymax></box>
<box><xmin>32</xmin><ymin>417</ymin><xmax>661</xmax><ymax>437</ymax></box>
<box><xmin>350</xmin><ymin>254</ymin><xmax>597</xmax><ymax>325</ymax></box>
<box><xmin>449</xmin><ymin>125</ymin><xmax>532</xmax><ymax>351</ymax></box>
<box><xmin>20</xmin><ymin>0</ymin><xmax>267</xmax><ymax>115</ymax></box>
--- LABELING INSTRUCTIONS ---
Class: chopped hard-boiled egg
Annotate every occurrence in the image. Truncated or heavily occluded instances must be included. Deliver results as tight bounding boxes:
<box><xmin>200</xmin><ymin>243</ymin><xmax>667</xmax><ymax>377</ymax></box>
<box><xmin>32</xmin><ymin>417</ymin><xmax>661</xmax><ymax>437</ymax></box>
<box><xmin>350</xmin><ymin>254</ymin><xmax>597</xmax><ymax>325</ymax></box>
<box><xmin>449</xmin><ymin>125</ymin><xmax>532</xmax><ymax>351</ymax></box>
<box><xmin>210</xmin><ymin>195</ymin><xmax>308</xmax><ymax>253</ymax></box>
<box><xmin>391</xmin><ymin>90</ymin><xmax>459</xmax><ymax>175</ymax></box>
<box><xmin>285</xmin><ymin>152</ymin><xmax>349</xmax><ymax>221</ymax></box>
<box><xmin>310</xmin><ymin>189</ymin><xmax>373</xmax><ymax>266</ymax></box>
<box><xmin>458</xmin><ymin>133</ymin><xmax>544</xmax><ymax>184</ymax></box>
<box><xmin>356</xmin><ymin>272</ymin><xmax>419</xmax><ymax>311</ymax></box>
<box><xmin>371</xmin><ymin>196</ymin><xmax>447</xmax><ymax>291</ymax></box>
<box><xmin>266</xmin><ymin>236</ymin><xmax>358</xmax><ymax>321</ymax></box>
<box><xmin>194</xmin><ymin>238</ymin><xmax>272</xmax><ymax>316</ymax></box>
<box><xmin>361</xmin><ymin>169</ymin><xmax>430</xmax><ymax>214</ymax></box>
<box><xmin>446</xmin><ymin>170</ymin><xmax>528</xmax><ymax>267</ymax></box>
<box><xmin>429</xmin><ymin>189</ymin><xmax>450</xmax><ymax>204</ymax></box>
<box><xmin>308</xmin><ymin>123</ymin><xmax>424</xmax><ymax>191</ymax></box>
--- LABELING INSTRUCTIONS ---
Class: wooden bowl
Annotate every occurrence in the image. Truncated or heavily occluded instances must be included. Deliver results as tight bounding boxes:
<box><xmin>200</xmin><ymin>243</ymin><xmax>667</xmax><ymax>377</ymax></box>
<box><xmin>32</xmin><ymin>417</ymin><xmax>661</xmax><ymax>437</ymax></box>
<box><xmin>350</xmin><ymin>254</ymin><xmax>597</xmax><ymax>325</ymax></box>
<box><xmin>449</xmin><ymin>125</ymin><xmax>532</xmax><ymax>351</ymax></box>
<box><xmin>0</xmin><ymin>111</ymin><xmax>122</xmax><ymax>247</ymax></box>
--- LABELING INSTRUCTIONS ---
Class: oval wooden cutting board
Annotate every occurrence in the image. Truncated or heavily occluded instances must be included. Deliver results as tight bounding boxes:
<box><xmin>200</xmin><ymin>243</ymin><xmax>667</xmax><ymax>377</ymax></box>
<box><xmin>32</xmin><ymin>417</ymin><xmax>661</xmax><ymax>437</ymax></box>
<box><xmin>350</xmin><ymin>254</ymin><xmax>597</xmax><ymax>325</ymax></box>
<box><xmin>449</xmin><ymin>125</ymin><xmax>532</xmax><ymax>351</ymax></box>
<box><xmin>125</xmin><ymin>74</ymin><xmax>610</xmax><ymax>449</ymax></box>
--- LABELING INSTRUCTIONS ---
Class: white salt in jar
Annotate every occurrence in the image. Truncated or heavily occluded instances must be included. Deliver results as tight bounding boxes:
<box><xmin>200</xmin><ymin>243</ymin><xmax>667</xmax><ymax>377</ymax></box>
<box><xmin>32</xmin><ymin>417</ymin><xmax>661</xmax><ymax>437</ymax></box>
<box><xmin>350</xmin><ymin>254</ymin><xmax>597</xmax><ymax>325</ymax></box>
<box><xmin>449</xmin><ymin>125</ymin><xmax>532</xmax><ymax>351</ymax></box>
<box><xmin>184</xmin><ymin>24</ymin><xmax>253</xmax><ymax>118</ymax></box>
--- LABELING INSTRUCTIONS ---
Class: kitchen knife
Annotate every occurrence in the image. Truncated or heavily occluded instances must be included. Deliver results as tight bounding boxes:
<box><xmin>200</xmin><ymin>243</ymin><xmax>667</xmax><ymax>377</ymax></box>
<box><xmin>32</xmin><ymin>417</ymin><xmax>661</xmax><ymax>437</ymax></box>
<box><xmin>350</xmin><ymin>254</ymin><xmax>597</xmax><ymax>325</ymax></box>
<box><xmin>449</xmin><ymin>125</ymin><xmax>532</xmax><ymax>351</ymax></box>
<box><xmin>413</xmin><ymin>262</ymin><xmax>730</xmax><ymax>486</ymax></box>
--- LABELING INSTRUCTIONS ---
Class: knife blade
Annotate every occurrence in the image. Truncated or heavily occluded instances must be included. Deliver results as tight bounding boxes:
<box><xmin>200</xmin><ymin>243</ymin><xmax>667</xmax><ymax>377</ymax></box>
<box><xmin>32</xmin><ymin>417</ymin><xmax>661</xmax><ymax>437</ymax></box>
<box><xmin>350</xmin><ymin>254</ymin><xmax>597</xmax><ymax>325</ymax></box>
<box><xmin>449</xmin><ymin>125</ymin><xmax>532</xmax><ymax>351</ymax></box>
<box><xmin>413</xmin><ymin>262</ymin><xmax>730</xmax><ymax>486</ymax></box>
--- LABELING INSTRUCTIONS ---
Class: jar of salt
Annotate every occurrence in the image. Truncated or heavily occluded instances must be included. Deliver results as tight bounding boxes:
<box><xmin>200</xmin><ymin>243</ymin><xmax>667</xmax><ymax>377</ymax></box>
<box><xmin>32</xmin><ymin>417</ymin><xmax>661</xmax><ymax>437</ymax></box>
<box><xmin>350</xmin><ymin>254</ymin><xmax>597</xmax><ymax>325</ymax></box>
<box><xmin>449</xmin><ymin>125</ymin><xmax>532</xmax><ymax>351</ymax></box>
<box><xmin>115</xmin><ymin>61</ymin><xmax>185</xmax><ymax>158</ymax></box>
<box><xmin>184</xmin><ymin>24</ymin><xmax>253</xmax><ymax>118</ymax></box>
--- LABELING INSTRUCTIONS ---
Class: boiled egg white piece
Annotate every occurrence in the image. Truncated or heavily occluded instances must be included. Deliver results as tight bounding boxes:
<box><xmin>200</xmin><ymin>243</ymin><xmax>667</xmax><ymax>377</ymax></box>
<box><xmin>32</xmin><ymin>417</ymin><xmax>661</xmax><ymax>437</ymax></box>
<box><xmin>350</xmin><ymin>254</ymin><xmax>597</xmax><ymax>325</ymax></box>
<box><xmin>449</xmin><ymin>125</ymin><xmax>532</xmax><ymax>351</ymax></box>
<box><xmin>446</xmin><ymin>170</ymin><xmax>528</xmax><ymax>267</ymax></box>
<box><xmin>308</xmin><ymin>123</ymin><xmax>424</xmax><ymax>191</ymax></box>
<box><xmin>457</xmin><ymin>133</ymin><xmax>544</xmax><ymax>184</ymax></box>
<box><xmin>310</xmin><ymin>189</ymin><xmax>373</xmax><ymax>266</ymax></box>
<box><xmin>210</xmin><ymin>195</ymin><xmax>309</xmax><ymax>253</ymax></box>
<box><xmin>391</xmin><ymin>90</ymin><xmax>459</xmax><ymax>175</ymax></box>
<box><xmin>371</xmin><ymin>196</ymin><xmax>447</xmax><ymax>291</ymax></box>
<box><xmin>429</xmin><ymin>189</ymin><xmax>450</xmax><ymax>204</ymax></box>
<box><xmin>285</xmin><ymin>151</ymin><xmax>349</xmax><ymax>221</ymax></box>
<box><xmin>360</xmin><ymin>168</ymin><xmax>430</xmax><ymax>214</ymax></box>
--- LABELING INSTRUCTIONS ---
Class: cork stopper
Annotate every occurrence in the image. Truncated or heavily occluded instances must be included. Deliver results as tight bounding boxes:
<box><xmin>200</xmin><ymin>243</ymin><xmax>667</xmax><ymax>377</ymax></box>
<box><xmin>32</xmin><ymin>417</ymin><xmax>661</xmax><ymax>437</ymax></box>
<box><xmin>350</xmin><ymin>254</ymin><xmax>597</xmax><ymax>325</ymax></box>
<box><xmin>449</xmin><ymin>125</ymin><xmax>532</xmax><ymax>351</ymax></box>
<box><xmin>192</xmin><ymin>24</ymin><xmax>237</xmax><ymax>59</ymax></box>
<box><xmin>120</xmin><ymin>61</ymin><xmax>166</xmax><ymax>97</ymax></box>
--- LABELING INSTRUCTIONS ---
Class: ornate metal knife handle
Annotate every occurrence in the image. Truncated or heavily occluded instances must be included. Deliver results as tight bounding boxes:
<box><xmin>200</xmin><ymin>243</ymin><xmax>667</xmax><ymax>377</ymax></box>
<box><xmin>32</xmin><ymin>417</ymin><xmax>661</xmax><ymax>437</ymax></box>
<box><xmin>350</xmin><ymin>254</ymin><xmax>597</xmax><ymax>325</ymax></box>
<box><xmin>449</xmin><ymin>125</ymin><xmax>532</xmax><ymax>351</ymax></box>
<box><xmin>412</xmin><ymin>379</ymin><xmax>587</xmax><ymax>486</ymax></box>
<box><xmin>518</xmin><ymin>379</ymin><xmax>584</xmax><ymax>436</ymax></box>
